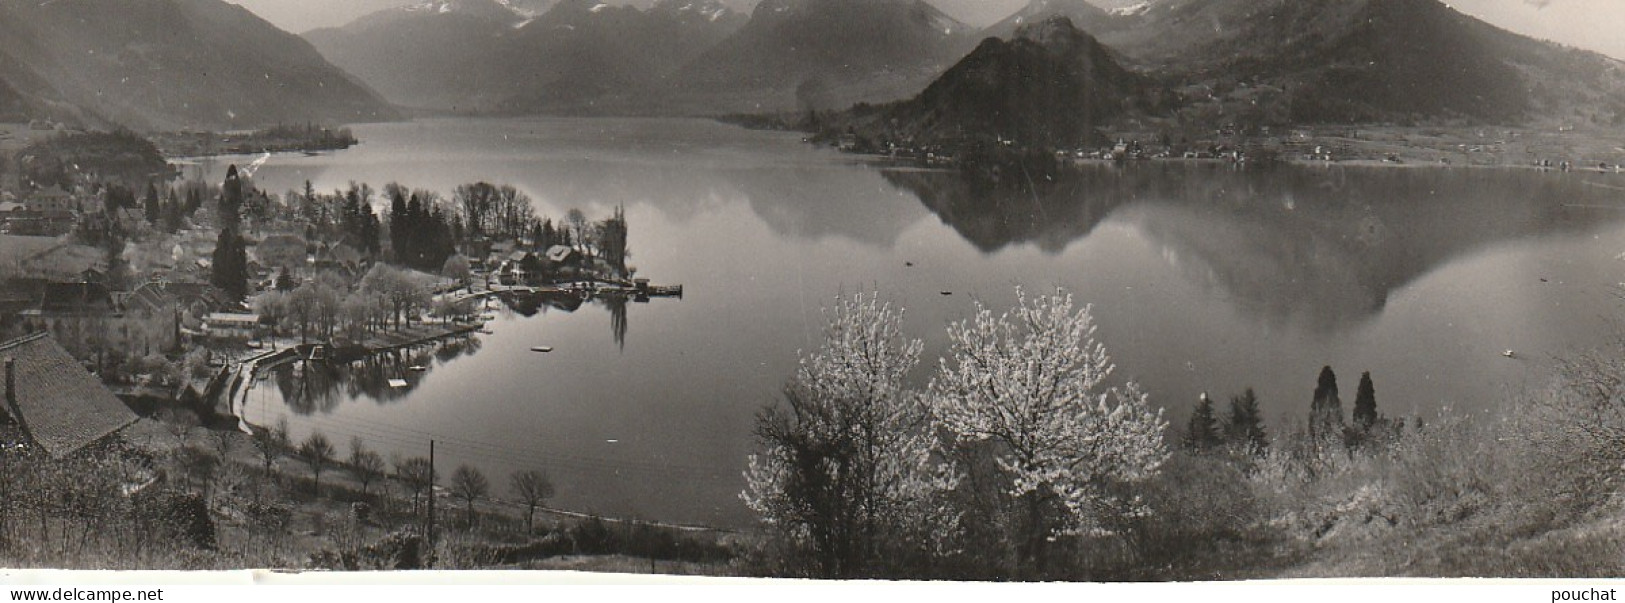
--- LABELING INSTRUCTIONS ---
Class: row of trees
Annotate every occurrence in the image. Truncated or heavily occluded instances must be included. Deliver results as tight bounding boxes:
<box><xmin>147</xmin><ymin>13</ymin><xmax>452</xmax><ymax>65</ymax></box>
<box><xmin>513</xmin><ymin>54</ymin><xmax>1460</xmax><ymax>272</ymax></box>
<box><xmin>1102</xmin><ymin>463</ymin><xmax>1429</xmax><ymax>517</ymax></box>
<box><xmin>286</xmin><ymin>429</ymin><xmax>556</xmax><ymax>531</ymax></box>
<box><xmin>253</xmin><ymin>263</ymin><xmax>450</xmax><ymax>344</ymax></box>
<box><xmin>744</xmin><ymin>287</ymin><xmax>1168</xmax><ymax>579</ymax></box>
<box><xmin>1309</xmin><ymin>367</ymin><xmax>1397</xmax><ymax>450</ymax></box>
<box><xmin>1182</xmin><ymin>389</ymin><xmax>1269</xmax><ymax>456</ymax></box>
<box><xmin>453</xmin><ymin>182</ymin><xmax>533</xmax><ymax>242</ymax></box>
<box><xmin>386</xmin><ymin>185</ymin><xmax>458</xmax><ymax>273</ymax></box>
<box><xmin>1184</xmin><ymin>367</ymin><xmax>1394</xmax><ymax>458</ymax></box>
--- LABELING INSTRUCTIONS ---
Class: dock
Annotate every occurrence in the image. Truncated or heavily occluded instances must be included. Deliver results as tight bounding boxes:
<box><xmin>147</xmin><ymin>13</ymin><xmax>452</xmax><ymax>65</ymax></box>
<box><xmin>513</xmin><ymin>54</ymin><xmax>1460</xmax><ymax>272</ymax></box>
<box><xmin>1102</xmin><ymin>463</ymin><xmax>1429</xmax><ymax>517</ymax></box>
<box><xmin>353</xmin><ymin>322</ymin><xmax>484</xmax><ymax>354</ymax></box>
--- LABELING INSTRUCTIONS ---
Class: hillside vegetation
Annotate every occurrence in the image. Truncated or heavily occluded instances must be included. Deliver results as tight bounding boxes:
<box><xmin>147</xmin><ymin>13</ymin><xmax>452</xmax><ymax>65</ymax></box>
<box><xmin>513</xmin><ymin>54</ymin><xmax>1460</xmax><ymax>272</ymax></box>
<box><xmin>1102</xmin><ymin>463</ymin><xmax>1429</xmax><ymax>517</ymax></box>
<box><xmin>0</xmin><ymin>0</ymin><xmax>398</xmax><ymax>130</ymax></box>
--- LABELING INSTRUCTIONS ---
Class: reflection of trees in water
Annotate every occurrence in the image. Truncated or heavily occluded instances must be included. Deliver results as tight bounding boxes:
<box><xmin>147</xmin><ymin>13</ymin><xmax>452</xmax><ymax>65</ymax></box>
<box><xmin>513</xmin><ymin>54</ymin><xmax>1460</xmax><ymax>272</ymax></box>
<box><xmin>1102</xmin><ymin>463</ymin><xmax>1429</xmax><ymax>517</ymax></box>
<box><xmin>497</xmin><ymin>290</ymin><xmax>633</xmax><ymax>348</ymax></box>
<box><xmin>434</xmin><ymin>336</ymin><xmax>482</xmax><ymax>363</ymax></box>
<box><xmin>269</xmin><ymin>337</ymin><xmax>484</xmax><ymax>413</ymax></box>
<box><xmin>345</xmin><ymin>350</ymin><xmax>428</xmax><ymax>404</ymax></box>
<box><xmin>275</xmin><ymin>361</ymin><xmax>346</xmax><ymax>415</ymax></box>
<box><xmin>606</xmin><ymin>295</ymin><xmax>629</xmax><ymax>350</ymax></box>
<box><xmin>497</xmin><ymin>290</ymin><xmax>584</xmax><ymax>318</ymax></box>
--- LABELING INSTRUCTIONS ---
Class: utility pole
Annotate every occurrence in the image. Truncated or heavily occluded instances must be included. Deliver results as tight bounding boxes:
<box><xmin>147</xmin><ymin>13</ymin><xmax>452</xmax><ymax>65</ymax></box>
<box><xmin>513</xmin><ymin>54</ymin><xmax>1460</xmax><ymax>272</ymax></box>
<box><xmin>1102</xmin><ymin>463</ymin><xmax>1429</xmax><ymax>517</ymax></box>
<box><xmin>427</xmin><ymin>439</ymin><xmax>436</xmax><ymax>569</ymax></box>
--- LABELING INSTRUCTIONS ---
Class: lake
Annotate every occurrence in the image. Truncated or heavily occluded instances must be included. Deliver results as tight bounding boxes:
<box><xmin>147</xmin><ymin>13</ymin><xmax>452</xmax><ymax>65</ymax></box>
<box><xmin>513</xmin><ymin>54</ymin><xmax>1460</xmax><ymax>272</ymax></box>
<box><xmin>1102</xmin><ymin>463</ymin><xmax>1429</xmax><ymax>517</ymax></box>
<box><xmin>194</xmin><ymin>117</ymin><xmax>1625</xmax><ymax>528</ymax></box>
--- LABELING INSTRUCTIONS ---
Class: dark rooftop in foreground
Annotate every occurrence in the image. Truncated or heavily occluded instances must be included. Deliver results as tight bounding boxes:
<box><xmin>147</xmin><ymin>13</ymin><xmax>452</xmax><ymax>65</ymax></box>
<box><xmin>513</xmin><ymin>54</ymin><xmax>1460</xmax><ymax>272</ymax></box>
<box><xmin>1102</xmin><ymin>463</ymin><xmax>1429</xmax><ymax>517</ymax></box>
<box><xmin>1</xmin><ymin>332</ymin><xmax>139</xmax><ymax>458</ymax></box>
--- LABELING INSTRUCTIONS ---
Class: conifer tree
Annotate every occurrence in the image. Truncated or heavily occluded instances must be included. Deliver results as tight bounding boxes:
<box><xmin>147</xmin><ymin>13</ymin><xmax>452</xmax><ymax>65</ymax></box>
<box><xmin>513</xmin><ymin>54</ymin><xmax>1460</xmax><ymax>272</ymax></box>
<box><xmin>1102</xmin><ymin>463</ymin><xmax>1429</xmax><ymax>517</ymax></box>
<box><xmin>162</xmin><ymin>189</ymin><xmax>184</xmax><ymax>233</ymax></box>
<box><xmin>1223</xmin><ymin>388</ymin><xmax>1269</xmax><ymax>456</ymax></box>
<box><xmin>389</xmin><ymin>187</ymin><xmax>409</xmax><ymax>262</ymax></box>
<box><xmin>143</xmin><ymin>182</ymin><xmax>160</xmax><ymax>224</ymax></box>
<box><xmin>220</xmin><ymin>165</ymin><xmax>242</xmax><ymax>229</ymax></box>
<box><xmin>1353</xmin><ymin>371</ymin><xmax>1378</xmax><ymax>432</ymax></box>
<box><xmin>211</xmin><ymin>226</ymin><xmax>248</xmax><ymax>300</ymax></box>
<box><xmin>1309</xmin><ymin>366</ymin><xmax>1344</xmax><ymax>442</ymax></box>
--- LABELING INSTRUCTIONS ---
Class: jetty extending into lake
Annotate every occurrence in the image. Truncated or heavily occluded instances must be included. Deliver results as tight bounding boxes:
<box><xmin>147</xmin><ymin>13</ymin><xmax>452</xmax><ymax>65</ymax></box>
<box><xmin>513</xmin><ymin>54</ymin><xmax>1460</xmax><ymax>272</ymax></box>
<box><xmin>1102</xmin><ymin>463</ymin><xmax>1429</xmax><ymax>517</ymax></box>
<box><xmin>352</xmin><ymin>322</ymin><xmax>484</xmax><ymax>354</ymax></box>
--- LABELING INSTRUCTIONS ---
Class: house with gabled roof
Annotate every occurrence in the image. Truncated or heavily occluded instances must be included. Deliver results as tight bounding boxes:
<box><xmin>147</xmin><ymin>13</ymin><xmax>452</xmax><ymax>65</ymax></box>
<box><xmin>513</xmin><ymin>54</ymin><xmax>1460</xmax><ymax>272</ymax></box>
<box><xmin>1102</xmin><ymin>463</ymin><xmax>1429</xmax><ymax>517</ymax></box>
<box><xmin>1</xmin><ymin>333</ymin><xmax>139</xmax><ymax>458</ymax></box>
<box><xmin>125</xmin><ymin>280</ymin><xmax>232</xmax><ymax>318</ymax></box>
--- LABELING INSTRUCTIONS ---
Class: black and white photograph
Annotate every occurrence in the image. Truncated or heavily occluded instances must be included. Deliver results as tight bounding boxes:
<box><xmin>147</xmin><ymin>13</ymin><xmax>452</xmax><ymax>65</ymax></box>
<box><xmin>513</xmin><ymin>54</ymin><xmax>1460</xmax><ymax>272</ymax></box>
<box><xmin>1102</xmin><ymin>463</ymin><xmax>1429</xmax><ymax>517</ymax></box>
<box><xmin>1</xmin><ymin>0</ymin><xmax>1625</xmax><ymax>589</ymax></box>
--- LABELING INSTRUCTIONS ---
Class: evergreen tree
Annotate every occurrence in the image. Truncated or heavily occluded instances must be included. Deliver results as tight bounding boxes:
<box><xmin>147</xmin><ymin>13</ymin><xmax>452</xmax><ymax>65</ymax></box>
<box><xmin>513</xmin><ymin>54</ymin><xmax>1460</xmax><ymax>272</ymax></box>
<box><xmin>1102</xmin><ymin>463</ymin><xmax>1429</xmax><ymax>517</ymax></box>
<box><xmin>361</xmin><ymin>207</ymin><xmax>381</xmax><ymax>257</ymax></box>
<box><xmin>1353</xmin><ymin>371</ymin><xmax>1378</xmax><ymax>432</ymax></box>
<box><xmin>338</xmin><ymin>185</ymin><xmax>381</xmax><ymax>256</ymax></box>
<box><xmin>162</xmin><ymin>189</ymin><xmax>184</xmax><ymax>233</ymax></box>
<box><xmin>1183</xmin><ymin>392</ymin><xmax>1221</xmax><ymax>451</ymax></box>
<box><xmin>212</xmin><ymin>226</ymin><xmax>248</xmax><ymax>300</ymax></box>
<box><xmin>405</xmin><ymin>193</ymin><xmax>425</xmax><ymax>266</ymax></box>
<box><xmin>388</xmin><ymin>188</ymin><xmax>409</xmax><ymax>262</ymax></box>
<box><xmin>1310</xmin><ymin>366</ymin><xmax>1345</xmax><ymax>443</ymax></box>
<box><xmin>539</xmin><ymin>219</ymin><xmax>556</xmax><ymax>249</ymax></box>
<box><xmin>597</xmin><ymin>206</ymin><xmax>629</xmax><ymax>277</ymax></box>
<box><xmin>143</xmin><ymin>182</ymin><xmax>160</xmax><ymax>224</ymax></box>
<box><xmin>220</xmin><ymin>165</ymin><xmax>243</xmax><ymax>229</ymax></box>
<box><xmin>102</xmin><ymin>186</ymin><xmax>121</xmax><ymax>216</ymax></box>
<box><xmin>1223</xmin><ymin>388</ymin><xmax>1269</xmax><ymax>456</ymax></box>
<box><xmin>184</xmin><ymin>186</ymin><xmax>203</xmax><ymax>216</ymax></box>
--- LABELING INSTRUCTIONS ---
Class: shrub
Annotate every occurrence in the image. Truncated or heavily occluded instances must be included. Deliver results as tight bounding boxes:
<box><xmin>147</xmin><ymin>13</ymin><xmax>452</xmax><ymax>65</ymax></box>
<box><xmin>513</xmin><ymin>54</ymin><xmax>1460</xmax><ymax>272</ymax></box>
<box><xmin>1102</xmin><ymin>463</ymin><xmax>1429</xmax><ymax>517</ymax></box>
<box><xmin>131</xmin><ymin>489</ymin><xmax>217</xmax><ymax>550</ymax></box>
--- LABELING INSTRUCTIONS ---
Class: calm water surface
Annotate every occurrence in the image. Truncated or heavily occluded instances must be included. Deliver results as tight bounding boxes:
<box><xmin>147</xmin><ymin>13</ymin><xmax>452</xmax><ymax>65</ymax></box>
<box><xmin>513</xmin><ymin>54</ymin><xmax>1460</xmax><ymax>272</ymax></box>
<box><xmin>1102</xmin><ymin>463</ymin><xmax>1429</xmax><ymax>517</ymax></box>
<box><xmin>194</xmin><ymin>117</ymin><xmax>1625</xmax><ymax>527</ymax></box>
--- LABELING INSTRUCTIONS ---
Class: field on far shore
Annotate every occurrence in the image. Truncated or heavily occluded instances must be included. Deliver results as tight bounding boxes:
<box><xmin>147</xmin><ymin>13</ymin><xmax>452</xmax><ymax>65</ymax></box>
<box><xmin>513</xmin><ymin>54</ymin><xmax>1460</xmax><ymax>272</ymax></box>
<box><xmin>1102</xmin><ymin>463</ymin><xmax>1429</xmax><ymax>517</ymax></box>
<box><xmin>1299</xmin><ymin>125</ymin><xmax>1625</xmax><ymax>169</ymax></box>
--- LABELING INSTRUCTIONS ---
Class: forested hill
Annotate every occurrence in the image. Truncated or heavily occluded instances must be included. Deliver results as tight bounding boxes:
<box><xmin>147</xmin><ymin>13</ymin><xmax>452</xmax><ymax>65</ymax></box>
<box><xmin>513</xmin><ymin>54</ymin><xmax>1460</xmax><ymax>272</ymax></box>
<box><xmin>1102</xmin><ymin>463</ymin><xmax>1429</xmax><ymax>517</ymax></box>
<box><xmin>0</xmin><ymin>0</ymin><xmax>399</xmax><ymax>130</ymax></box>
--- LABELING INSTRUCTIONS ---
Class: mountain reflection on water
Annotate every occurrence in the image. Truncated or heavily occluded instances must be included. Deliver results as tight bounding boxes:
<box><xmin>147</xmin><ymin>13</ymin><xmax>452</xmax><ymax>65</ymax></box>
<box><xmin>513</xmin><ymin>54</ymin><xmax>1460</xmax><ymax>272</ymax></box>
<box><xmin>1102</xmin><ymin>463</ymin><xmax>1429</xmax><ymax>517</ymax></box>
<box><xmin>887</xmin><ymin>162</ymin><xmax>1625</xmax><ymax>332</ymax></box>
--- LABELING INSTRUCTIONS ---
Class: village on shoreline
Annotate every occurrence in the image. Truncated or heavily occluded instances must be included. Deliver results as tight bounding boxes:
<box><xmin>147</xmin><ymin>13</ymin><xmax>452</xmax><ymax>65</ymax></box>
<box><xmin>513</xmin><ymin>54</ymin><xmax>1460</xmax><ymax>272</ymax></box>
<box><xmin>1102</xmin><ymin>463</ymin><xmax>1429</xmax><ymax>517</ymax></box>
<box><xmin>790</xmin><ymin>118</ymin><xmax>1625</xmax><ymax>172</ymax></box>
<box><xmin>0</xmin><ymin>121</ymin><xmax>720</xmax><ymax>572</ymax></box>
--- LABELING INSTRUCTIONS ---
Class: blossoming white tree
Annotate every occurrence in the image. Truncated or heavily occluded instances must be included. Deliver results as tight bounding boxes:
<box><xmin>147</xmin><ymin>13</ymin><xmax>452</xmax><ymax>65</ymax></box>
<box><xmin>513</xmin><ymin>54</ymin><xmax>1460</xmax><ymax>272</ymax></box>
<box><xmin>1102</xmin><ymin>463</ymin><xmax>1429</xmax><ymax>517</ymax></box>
<box><xmin>928</xmin><ymin>287</ymin><xmax>1167</xmax><ymax>575</ymax></box>
<box><xmin>742</xmin><ymin>292</ymin><xmax>959</xmax><ymax>578</ymax></box>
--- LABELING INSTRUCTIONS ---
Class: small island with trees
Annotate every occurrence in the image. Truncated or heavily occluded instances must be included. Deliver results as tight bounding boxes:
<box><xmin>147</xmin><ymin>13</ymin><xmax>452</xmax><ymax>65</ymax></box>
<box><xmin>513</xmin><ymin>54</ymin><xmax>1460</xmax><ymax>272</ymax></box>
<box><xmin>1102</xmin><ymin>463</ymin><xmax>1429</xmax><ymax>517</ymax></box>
<box><xmin>152</xmin><ymin>124</ymin><xmax>360</xmax><ymax>158</ymax></box>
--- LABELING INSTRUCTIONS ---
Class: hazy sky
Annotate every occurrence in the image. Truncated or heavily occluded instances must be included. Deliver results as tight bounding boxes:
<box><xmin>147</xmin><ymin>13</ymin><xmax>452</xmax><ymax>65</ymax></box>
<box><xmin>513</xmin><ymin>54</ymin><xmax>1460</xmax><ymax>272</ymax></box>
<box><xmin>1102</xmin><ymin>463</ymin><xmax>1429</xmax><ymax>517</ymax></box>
<box><xmin>230</xmin><ymin>0</ymin><xmax>1625</xmax><ymax>60</ymax></box>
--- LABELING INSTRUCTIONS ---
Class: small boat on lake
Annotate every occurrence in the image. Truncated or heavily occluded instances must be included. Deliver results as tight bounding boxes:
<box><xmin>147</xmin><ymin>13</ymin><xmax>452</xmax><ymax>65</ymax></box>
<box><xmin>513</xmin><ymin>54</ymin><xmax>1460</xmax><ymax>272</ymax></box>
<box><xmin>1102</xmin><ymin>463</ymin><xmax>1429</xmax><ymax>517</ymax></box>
<box><xmin>388</xmin><ymin>378</ymin><xmax>409</xmax><ymax>388</ymax></box>
<box><xmin>531</xmin><ymin>346</ymin><xmax>554</xmax><ymax>353</ymax></box>
<box><xmin>1503</xmin><ymin>350</ymin><xmax>1517</xmax><ymax>359</ymax></box>
<box><xmin>408</xmin><ymin>365</ymin><xmax>428</xmax><ymax>372</ymax></box>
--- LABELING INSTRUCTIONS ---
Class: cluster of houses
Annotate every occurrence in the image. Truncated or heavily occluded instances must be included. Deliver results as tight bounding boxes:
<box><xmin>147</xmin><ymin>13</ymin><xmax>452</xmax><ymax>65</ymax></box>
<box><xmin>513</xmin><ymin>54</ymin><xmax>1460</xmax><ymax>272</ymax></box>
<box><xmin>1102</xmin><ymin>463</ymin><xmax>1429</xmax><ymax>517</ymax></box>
<box><xmin>479</xmin><ymin>240</ymin><xmax>579</xmax><ymax>286</ymax></box>
<box><xmin>0</xmin><ymin>228</ymin><xmax>379</xmax><ymax>359</ymax></box>
<box><xmin>0</xmin><ymin>185</ymin><xmax>83</xmax><ymax>237</ymax></box>
<box><xmin>0</xmin><ymin>267</ymin><xmax>245</xmax><ymax>356</ymax></box>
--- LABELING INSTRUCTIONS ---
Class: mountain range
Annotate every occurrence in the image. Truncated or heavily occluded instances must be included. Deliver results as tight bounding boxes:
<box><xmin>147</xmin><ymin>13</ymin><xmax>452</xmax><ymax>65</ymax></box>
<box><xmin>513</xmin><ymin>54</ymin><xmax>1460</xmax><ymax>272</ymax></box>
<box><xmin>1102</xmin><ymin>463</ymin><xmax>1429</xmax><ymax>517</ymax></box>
<box><xmin>831</xmin><ymin>0</ymin><xmax>1625</xmax><ymax>148</ymax></box>
<box><xmin>0</xmin><ymin>0</ymin><xmax>397</xmax><ymax>130</ymax></box>
<box><xmin>306</xmin><ymin>0</ymin><xmax>974</xmax><ymax>114</ymax></box>
<box><xmin>1077</xmin><ymin>0</ymin><xmax>1625</xmax><ymax>124</ymax></box>
<box><xmin>666</xmin><ymin>0</ymin><xmax>976</xmax><ymax>112</ymax></box>
<box><xmin>1</xmin><ymin>0</ymin><xmax>1621</xmax><ymax>135</ymax></box>
<box><xmin>305</xmin><ymin>0</ymin><xmax>1625</xmax><ymax>128</ymax></box>
<box><xmin>306</xmin><ymin>0</ymin><xmax>749</xmax><ymax>113</ymax></box>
